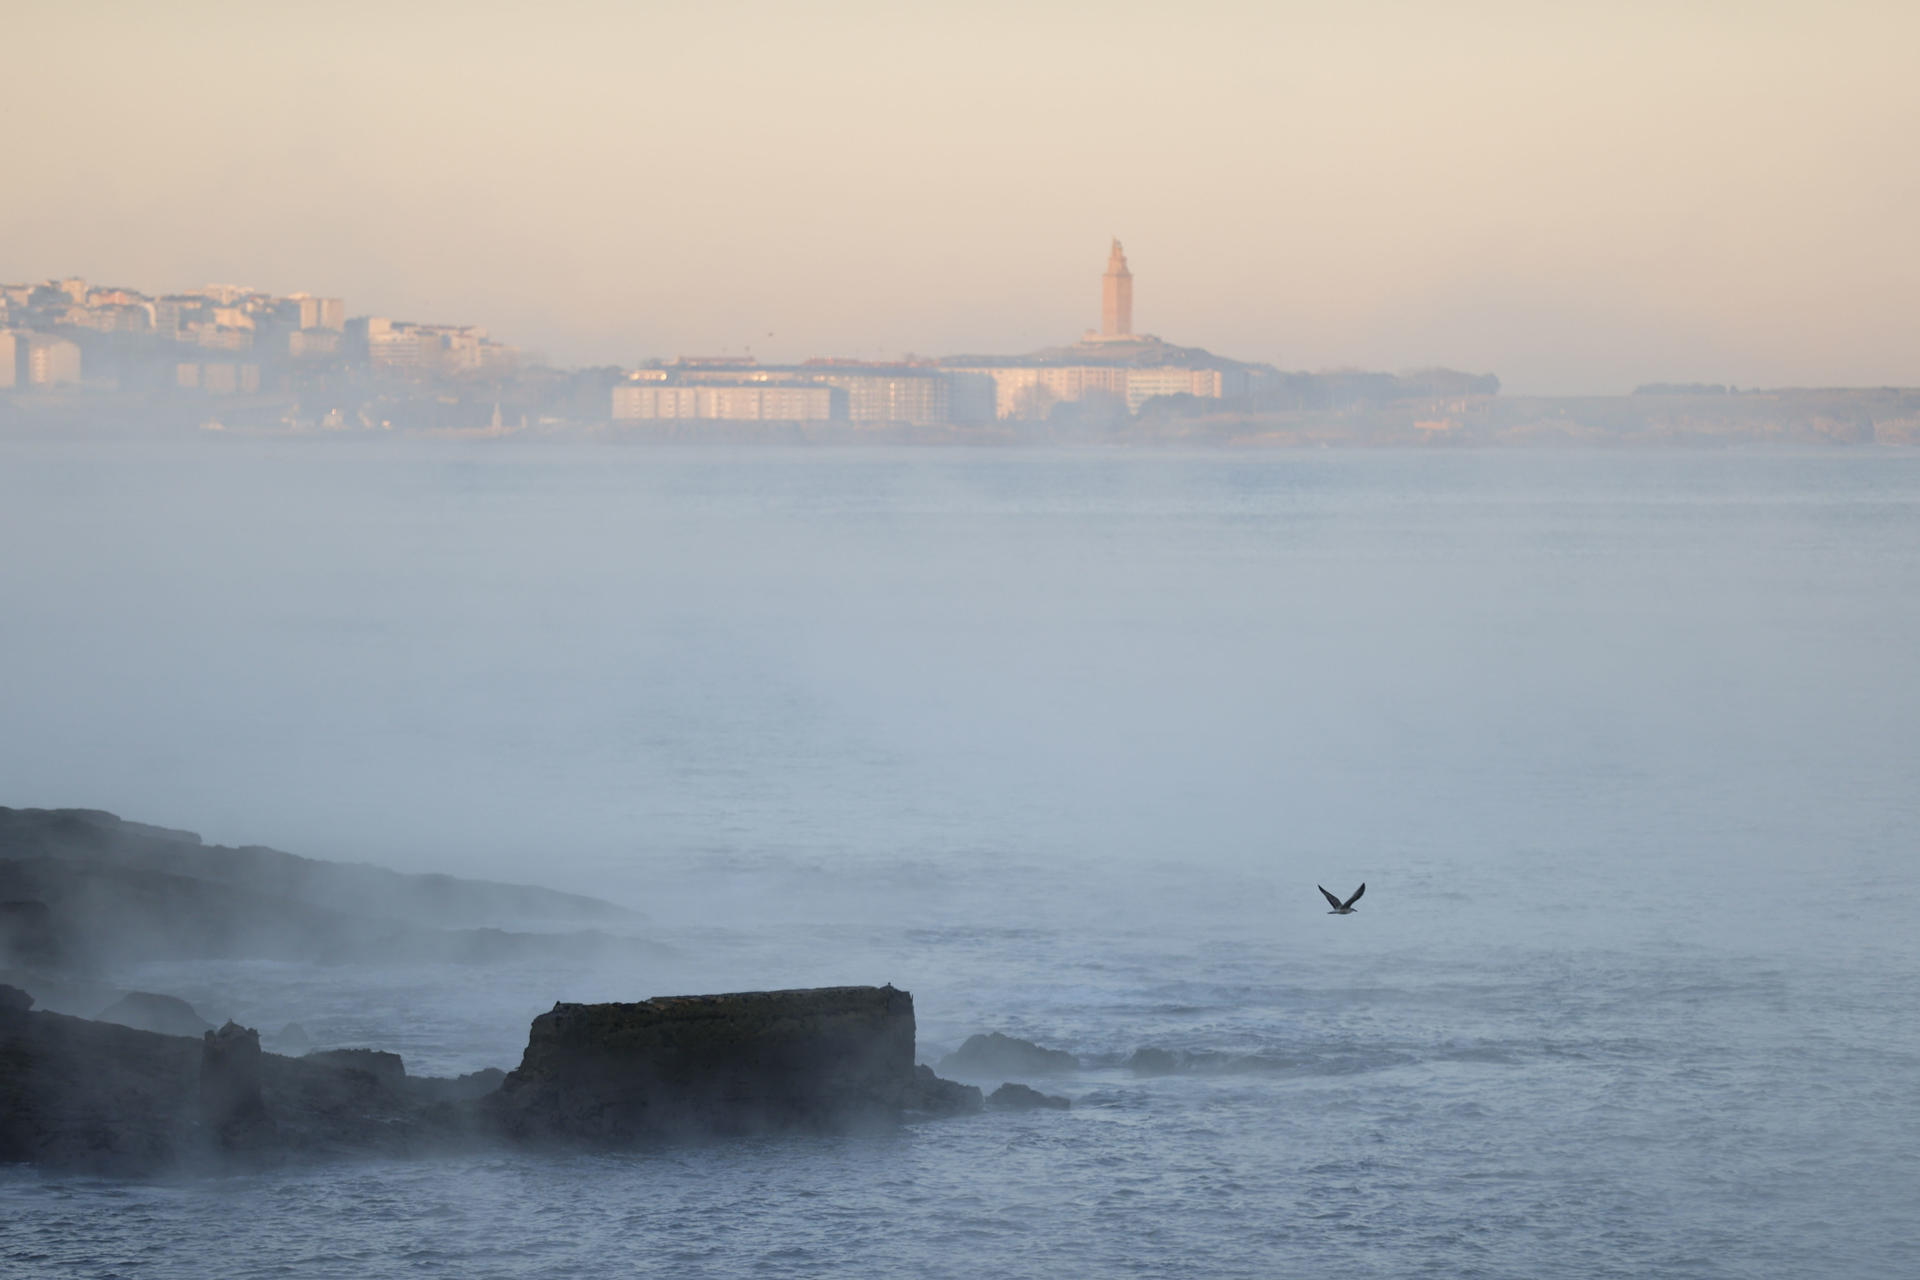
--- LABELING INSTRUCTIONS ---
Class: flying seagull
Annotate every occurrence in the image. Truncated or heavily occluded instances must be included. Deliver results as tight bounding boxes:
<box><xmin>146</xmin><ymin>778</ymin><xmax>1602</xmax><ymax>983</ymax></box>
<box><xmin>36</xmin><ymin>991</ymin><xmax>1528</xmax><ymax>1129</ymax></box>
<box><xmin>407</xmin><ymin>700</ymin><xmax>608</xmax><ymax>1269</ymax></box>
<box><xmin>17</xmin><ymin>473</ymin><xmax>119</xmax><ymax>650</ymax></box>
<box><xmin>1319</xmin><ymin>883</ymin><xmax>1365</xmax><ymax>915</ymax></box>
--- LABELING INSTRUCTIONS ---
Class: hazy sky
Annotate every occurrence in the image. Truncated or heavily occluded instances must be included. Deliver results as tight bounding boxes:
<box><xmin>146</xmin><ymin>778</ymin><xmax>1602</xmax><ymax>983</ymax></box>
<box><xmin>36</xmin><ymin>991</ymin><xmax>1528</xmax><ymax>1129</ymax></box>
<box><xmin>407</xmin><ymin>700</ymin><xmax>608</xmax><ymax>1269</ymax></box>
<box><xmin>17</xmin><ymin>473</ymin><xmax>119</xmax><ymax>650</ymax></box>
<box><xmin>4</xmin><ymin>0</ymin><xmax>1916</xmax><ymax>393</ymax></box>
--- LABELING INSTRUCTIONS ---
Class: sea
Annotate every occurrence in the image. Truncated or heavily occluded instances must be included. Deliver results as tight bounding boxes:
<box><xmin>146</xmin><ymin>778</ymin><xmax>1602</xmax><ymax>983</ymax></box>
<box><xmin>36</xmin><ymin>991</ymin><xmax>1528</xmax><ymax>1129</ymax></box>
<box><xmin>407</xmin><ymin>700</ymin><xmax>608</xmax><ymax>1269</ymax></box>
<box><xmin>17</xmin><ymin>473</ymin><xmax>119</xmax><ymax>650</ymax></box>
<box><xmin>2</xmin><ymin>440</ymin><xmax>1917</xmax><ymax>1278</ymax></box>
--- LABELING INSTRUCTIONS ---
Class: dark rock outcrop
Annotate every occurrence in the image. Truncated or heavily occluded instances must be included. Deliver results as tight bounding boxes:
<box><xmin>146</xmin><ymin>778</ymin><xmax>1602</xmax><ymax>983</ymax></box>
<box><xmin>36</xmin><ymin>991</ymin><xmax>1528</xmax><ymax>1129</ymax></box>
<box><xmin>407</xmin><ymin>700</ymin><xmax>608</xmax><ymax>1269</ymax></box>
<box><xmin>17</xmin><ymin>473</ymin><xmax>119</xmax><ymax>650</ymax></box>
<box><xmin>200</xmin><ymin>1022</ymin><xmax>271</xmax><ymax>1146</ymax></box>
<box><xmin>0</xmin><ymin>1004</ymin><xmax>204</xmax><ymax>1174</ymax></box>
<box><xmin>938</xmin><ymin>1031</ymin><xmax>1079</xmax><ymax>1080</ymax></box>
<box><xmin>986</xmin><ymin>1082</ymin><xmax>1071</xmax><ymax>1111</ymax></box>
<box><xmin>1</xmin><ymin>982</ymin><xmax>979</xmax><ymax>1174</ymax></box>
<box><xmin>904</xmin><ymin>1063</ymin><xmax>983</xmax><ymax>1118</ymax></box>
<box><xmin>0</xmin><ymin>1007</ymin><xmax>488</xmax><ymax>1174</ymax></box>
<box><xmin>96</xmin><ymin>991</ymin><xmax>213</xmax><ymax>1037</ymax></box>
<box><xmin>489</xmin><ymin>985</ymin><xmax>919</xmax><ymax>1143</ymax></box>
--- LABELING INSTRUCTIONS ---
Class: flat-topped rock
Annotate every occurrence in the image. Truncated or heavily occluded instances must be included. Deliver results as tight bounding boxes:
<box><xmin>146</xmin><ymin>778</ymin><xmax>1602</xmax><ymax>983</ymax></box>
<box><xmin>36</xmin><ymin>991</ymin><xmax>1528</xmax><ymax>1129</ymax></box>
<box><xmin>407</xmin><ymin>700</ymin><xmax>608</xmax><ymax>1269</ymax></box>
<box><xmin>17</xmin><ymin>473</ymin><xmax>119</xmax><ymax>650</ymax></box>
<box><xmin>490</xmin><ymin>985</ymin><xmax>918</xmax><ymax>1143</ymax></box>
<box><xmin>1</xmin><ymin>982</ymin><xmax>977</xmax><ymax>1173</ymax></box>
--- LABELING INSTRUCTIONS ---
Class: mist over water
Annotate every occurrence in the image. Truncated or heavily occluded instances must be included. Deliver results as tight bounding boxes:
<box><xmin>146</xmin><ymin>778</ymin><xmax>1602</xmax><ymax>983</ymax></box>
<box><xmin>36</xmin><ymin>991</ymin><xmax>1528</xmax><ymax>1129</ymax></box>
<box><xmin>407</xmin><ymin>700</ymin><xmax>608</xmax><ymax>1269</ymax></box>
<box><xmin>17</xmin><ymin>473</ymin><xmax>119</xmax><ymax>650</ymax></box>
<box><xmin>4</xmin><ymin>442</ymin><xmax>1919</xmax><ymax>1276</ymax></box>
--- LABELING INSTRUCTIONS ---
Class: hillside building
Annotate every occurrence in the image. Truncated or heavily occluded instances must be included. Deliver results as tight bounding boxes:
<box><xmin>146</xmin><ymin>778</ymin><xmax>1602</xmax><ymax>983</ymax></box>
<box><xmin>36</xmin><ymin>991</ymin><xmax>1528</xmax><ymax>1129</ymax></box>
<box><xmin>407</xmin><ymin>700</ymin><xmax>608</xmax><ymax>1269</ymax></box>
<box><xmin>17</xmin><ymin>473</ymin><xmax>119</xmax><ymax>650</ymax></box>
<box><xmin>802</xmin><ymin>363</ymin><xmax>956</xmax><ymax>425</ymax></box>
<box><xmin>611</xmin><ymin>360</ymin><xmax>992</xmax><ymax>425</ymax></box>
<box><xmin>1123</xmin><ymin>365</ymin><xmax>1229</xmax><ymax>410</ymax></box>
<box><xmin>289</xmin><ymin>295</ymin><xmax>345</xmax><ymax>331</ymax></box>
<box><xmin>363</xmin><ymin>318</ymin><xmax>515</xmax><ymax>376</ymax></box>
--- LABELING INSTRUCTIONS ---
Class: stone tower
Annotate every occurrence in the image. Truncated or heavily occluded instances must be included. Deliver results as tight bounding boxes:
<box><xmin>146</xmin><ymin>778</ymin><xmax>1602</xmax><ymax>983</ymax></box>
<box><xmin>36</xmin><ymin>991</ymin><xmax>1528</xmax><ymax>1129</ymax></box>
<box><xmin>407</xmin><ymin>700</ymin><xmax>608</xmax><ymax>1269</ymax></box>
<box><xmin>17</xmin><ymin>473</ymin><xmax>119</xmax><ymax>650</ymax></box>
<box><xmin>1101</xmin><ymin>238</ymin><xmax>1133</xmax><ymax>338</ymax></box>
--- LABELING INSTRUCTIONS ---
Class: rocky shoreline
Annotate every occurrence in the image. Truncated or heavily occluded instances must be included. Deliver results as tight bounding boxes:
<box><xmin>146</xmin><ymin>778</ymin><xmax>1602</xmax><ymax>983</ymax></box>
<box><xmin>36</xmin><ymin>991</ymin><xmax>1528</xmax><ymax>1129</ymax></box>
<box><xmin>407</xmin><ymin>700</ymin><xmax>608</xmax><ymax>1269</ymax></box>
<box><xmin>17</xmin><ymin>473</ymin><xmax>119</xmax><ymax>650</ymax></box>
<box><xmin>1</xmin><ymin>981</ymin><xmax>1006</xmax><ymax>1176</ymax></box>
<box><xmin>0</xmin><ymin>808</ymin><xmax>1078</xmax><ymax>1176</ymax></box>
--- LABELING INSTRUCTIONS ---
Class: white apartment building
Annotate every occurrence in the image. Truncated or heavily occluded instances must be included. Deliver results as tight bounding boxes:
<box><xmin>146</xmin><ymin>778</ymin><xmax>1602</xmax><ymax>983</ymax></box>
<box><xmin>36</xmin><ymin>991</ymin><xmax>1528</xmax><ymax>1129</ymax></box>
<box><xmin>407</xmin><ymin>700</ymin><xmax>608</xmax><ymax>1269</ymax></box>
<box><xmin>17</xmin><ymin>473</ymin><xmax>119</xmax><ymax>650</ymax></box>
<box><xmin>809</xmin><ymin>370</ymin><xmax>950</xmax><ymax>425</ymax></box>
<box><xmin>1124</xmin><ymin>366</ymin><xmax>1227</xmax><ymax>411</ymax></box>
<box><xmin>612</xmin><ymin>382</ymin><xmax>835</xmax><ymax>422</ymax></box>
<box><xmin>367</xmin><ymin>319</ymin><xmax>513</xmax><ymax>375</ymax></box>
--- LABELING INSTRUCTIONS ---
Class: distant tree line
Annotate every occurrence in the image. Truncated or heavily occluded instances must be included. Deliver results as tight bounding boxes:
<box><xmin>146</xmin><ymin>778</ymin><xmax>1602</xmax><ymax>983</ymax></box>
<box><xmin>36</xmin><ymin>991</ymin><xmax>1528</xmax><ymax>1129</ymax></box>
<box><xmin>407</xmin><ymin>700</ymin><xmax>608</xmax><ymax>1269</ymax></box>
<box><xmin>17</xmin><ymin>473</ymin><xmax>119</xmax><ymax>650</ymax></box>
<box><xmin>1247</xmin><ymin>368</ymin><xmax>1499</xmax><ymax>413</ymax></box>
<box><xmin>1632</xmin><ymin>383</ymin><xmax>1731</xmax><ymax>396</ymax></box>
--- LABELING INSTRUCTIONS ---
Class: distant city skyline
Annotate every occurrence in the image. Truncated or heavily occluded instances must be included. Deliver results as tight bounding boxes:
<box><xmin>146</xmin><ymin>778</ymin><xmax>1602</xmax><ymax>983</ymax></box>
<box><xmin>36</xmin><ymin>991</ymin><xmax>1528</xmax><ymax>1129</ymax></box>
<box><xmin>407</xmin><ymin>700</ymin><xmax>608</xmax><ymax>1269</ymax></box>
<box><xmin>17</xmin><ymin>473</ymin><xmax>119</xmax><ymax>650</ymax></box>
<box><xmin>0</xmin><ymin>250</ymin><xmax>1262</xmax><ymax>428</ymax></box>
<box><xmin>6</xmin><ymin>246</ymin><xmax>1916</xmax><ymax>447</ymax></box>
<box><xmin>4</xmin><ymin>1</ymin><xmax>1917</xmax><ymax>395</ymax></box>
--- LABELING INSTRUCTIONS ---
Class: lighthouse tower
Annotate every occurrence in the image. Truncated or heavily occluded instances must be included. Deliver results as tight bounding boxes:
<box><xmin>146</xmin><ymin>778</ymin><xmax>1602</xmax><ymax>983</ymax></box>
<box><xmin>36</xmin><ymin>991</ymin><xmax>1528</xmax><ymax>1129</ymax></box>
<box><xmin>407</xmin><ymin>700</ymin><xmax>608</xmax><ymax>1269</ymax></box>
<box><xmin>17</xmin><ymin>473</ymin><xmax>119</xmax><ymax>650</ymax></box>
<box><xmin>1100</xmin><ymin>238</ymin><xmax>1133</xmax><ymax>338</ymax></box>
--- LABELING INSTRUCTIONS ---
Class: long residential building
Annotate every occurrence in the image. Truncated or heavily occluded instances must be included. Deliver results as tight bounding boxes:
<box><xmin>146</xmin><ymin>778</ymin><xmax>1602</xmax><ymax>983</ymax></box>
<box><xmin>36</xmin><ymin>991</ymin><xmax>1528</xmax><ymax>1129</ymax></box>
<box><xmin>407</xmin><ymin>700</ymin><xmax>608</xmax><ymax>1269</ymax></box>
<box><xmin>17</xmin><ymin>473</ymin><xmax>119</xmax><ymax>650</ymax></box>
<box><xmin>1120</xmin><ymin>366</ymin><xmax>1231</xmax><ymax>411</ymax></box>
<box><xmin>611</xmin><ymin>361</ymin><xmax>992</xmax><ymax>425</ymax></box>
<box><xmin>802</xmin><ymin>363</ymin><xmax>983</xmax><ymax>425</ymax></box>
<box><xmin>612</xmin><ymin>382</ymin><xmax>835</xmax><ymax>422</ymax></box>
<box><xmin>607</xmin><ymin>354</ymin><xmax>1237</xmax><ymax>425</ymax></box>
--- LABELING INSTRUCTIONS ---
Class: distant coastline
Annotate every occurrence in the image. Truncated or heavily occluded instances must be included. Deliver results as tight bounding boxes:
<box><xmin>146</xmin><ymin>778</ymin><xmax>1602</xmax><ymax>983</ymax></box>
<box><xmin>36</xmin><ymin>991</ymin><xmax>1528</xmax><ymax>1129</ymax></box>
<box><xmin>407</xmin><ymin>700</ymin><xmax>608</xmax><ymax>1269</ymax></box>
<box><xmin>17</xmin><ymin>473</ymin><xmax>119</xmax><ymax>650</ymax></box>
<box><xmin>5</xmin><ymin>382</ymin><xmax>1919</xmax><ymax>448</ymax></box>
<box><xmin>7</xmin><ymin>269</ymin><xmax>1918</xmax><ymax>447</ymax></box>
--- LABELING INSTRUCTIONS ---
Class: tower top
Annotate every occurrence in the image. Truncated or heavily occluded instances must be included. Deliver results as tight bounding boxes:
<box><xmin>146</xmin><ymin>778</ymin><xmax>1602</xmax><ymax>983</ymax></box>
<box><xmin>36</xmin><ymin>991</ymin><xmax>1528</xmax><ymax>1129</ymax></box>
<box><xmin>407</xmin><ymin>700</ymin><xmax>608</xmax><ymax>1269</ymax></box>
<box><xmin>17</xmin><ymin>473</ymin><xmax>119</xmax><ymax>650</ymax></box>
<box><xmin>1100</xmin><ymin>238</ymin><xmax>1133</xmax><ymax>337</ymax></box>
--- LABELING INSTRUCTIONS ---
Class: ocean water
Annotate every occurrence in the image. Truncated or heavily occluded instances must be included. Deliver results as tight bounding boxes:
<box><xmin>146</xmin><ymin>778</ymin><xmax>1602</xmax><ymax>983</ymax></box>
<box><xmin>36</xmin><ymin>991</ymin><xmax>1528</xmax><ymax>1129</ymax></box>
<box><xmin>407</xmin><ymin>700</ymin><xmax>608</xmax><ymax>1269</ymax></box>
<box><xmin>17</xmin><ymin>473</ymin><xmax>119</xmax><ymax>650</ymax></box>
<box><xmin>3</xmin><ymin>442</ymin><xmax>1918</xmax><ymax>1277</ymax></box>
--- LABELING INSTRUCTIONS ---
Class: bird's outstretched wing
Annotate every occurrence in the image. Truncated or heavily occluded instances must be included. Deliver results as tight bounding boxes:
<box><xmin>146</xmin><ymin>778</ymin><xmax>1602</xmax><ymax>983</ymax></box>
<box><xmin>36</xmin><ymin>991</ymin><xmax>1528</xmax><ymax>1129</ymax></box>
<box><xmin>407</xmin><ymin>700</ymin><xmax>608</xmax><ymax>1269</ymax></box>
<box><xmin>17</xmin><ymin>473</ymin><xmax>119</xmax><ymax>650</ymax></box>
<box><xmin>1342</xmin><ymin>883</ymin><xmax>1366</xmax><ymax>910</ymax></box>
<box><xmin>1318</xmin><ymin>885</ymin><xmax>1344</xmax><ymax>910</ymax></box>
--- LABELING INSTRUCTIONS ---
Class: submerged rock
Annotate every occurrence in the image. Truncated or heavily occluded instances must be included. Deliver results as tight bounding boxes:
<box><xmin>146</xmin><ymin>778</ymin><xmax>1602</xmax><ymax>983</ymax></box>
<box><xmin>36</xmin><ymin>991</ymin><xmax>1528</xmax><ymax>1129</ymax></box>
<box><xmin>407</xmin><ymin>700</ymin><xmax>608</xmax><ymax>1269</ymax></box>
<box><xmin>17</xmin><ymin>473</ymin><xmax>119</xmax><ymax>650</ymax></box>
<box><xmin>1126</xmin><ymin>1046</ymin><xmax>1182</xmax><ymax>1077</ymax></box>
<box><xmin>986</xmin><ymin>1082</ymin><xmax>1071</xmax><ymax>1112</ymax></box>
<box><xmin>96</xmin><ymin>991</ymin><xmax>214</xmax><ymax>1037</ymax></box>
<box><xmin>938</xmin><ymin>1032</ymin><xmax>1079</xmax><ymax>1080</ymax></box>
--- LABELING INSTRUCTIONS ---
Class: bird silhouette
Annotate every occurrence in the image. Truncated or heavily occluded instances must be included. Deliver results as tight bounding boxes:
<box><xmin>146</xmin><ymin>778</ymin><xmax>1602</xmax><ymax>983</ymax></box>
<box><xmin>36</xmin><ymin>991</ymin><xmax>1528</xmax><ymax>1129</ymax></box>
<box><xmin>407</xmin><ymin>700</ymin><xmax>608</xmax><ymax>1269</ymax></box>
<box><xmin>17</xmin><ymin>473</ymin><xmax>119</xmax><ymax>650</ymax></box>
<box><xmin>1319</xmin><ymin>883</ymin><xmax>1365</xmax><ymax>915</ymax></box>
